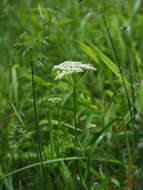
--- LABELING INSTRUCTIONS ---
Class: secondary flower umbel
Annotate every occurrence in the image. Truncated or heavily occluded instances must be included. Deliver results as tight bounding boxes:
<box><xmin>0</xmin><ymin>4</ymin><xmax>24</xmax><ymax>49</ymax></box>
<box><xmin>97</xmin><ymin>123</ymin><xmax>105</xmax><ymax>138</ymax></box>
<box><xmin>53</xmin><ymin>61</ymin><xmax>96</xmax><ymax>80</ymax></box>
<box><xmin>48</xmin><ymin>97</ymin><xmax>62</xmax><ymax>103</ymax></box>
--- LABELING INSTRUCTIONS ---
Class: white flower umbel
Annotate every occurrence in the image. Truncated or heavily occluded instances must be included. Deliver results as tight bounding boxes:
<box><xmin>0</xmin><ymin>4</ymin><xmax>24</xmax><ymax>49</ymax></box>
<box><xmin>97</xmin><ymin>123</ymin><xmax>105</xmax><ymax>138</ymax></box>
<box><xmin>48</xmin><ymin>97</ymin><xmax>62</xmax><ymax>103</ymax></box>
<box><xmin>53</xmin><ymin>61</ymin><xmax>96</xmax><ymax>80</ymax></box>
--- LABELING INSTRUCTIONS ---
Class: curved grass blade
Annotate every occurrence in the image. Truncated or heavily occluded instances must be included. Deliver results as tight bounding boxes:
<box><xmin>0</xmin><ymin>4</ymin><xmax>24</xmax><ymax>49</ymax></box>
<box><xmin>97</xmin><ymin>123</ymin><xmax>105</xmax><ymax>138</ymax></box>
<box><xmin>0</xmin><ymin>157</ymin><xmax>85</xmax><ymax>180</ymax></box>
<box><xmin>0</xmin><ymin>156</ymin><xmax>137</xmax><ymax>181</ymax></box>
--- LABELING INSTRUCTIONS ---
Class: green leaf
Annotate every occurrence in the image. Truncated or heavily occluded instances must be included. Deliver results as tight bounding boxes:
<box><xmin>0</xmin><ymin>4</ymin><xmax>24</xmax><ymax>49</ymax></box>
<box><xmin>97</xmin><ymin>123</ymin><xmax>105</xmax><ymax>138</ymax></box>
<box><xmin>79</xmin><ymin>41</ymin><xmax>129</xmax><ymax>86</ymax></box>
<box><xmin>79</xmin><ymin>41</ymin><xmax>99</xmax><ymax>63</ymax></box>
<box><xmin>22</xmin><ymin>73</ymin><xmax>52</xmax><ymax>87</ymax></box>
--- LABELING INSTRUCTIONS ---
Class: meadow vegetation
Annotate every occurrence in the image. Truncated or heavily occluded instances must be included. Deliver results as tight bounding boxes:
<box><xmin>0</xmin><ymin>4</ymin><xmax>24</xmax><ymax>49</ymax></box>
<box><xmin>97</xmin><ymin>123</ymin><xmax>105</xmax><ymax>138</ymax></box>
<box><xmin>0</xmin><ymin>0</ymin><xmax>143</xmax><ymax>189</ymax></box>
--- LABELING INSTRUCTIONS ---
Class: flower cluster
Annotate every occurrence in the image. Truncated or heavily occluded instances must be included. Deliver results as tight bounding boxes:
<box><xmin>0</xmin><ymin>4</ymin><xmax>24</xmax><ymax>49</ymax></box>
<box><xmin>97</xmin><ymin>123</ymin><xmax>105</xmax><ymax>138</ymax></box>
<box><xmin>53</xmin><ymin>61</ymin><xmax>96</xmax><ymax>80</ymax></box>
<box><xmin>48</xmin><ymin>97</ymin><xmax>62</xmax><ymax>103</ymax></box>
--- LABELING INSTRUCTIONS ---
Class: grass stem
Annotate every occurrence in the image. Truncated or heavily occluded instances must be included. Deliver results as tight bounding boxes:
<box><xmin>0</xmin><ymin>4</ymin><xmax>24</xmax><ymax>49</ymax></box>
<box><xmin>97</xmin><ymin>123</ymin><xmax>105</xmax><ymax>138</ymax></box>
<box><xmin>30</xmin><ymin>50</ymin><xmax>44</xmax><ymax>176</ymax></box>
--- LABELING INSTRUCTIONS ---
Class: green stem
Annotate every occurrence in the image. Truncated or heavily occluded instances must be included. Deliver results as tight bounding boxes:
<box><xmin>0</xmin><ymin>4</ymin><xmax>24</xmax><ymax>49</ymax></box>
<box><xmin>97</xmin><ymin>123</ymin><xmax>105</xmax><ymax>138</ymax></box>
<box><xmin>48</xmin><ymin>112</ymin><xmax>54</xmax><ymax>158</ymax></box>
<box><xmin>98</xmin><ymin>0</ymin><xmax>134</xmax><ymax>166</ymax></box>
<box><xmin>73</xmin><ymin>84</ymin><xmax>78</xmax><ymax>147</ymax></box>
<box><xmin>30</xmin><ymin>50</ymin><xmax>44</xmax><ymax>175</ymax></box>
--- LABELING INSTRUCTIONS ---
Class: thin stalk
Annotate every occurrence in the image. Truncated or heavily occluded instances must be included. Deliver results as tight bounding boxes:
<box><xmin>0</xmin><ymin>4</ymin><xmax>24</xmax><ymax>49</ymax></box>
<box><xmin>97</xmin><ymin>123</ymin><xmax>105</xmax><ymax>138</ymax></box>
<box><xmin>102</xmin><ymin>15</ymin><xmax>134</xmax><ymax>129</ymax></box>
<box><xmin>73</xmin><ymin>84</ymin><xmax>78</xmax><ymax>147</ymax></box>
<box><xmin>123</xmin><ymin>31</ymin><xmax>136</xmax><ymax>117</ymax></box>
<box><xmin>77</xmin><ymin>71</ymin><xmax>89</xmax><ymax>85</ymax></box>
<box><xmin>98</xmin><ymin>1</ymin><xmax>134</xmax><ymax>164</ymax></box>
<box><xmin>48</xmin><ymin>112</ymin><xmax>54</xmax><ymax>158</ymax></box>
<box><xmin>86</xmin><ymin>155</ymin><xmax>90</xmax><ymax>190</ymax></box>
<box><xmin>73</xmin><ymin>83</ymin><xmax>85</xmax><ymax>189</ymax></box>
<box><xmin>30</xmin><ymin>50</ymin><xmax>44</xmax><ymax>175</ymax></box>
<box><xmin>73</xmin><ymin>83</ymin><xmax>78</xmax><ymax>188</ymax></box>
<box><xmin>125</xmin><ymin>43</ymin><xmax>138</xmax><ymax>149</ymax></box>
<box><xmin>19</xmin><ymin>49</ymin><xmax>23</xmax><ymax>66</ymax></box>
<box><xmin>56</xmin><ymin>104</ymin><xmax>60</xmax><ymax>128</ymax></box>
<box><xmin>124</xmin><ymin>123</ymin><xmax>133</xmax><ymax>165</ymax></box>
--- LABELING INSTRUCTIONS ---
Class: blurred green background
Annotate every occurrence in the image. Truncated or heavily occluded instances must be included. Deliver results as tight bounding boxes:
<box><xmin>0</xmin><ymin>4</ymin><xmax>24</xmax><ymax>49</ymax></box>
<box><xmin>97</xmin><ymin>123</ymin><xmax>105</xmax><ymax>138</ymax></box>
<box><xmin>0</xmin><ymin>0</ymin><xmax>143</xmax><ymax>189</ymax></box>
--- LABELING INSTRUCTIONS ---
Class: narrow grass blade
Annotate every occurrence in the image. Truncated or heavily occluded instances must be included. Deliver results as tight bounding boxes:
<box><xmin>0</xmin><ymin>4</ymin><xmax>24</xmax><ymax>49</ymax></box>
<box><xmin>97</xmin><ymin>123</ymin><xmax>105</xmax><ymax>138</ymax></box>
<box><xmin>22</xmin><ymin>73</ymin><xmax>52</xmax><ymax>87</ymax></box>
<box><xmin>11</xmin><ymin>64</ymin><xmax>19</xmax><ymax>103</ymax></box>
<box><xmin>11</xmin><ymin>103</ymin><xmax>25</xmax><ymax>127</ymax></box>
<box><xmin>0</xmin><ymin>157</ymin><xmax>85</xmax><ymax>180</ymax></box>
<box><xmin>79</xmin><ymin>41</ymin><xmax>129</xmax><ymax>86</ymax></box>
